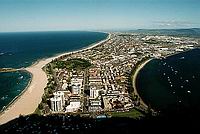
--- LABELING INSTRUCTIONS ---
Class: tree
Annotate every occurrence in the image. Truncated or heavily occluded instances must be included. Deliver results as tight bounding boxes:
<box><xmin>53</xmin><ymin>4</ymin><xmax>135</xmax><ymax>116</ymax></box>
<box><xmin>38</xmin><ymin>103</ymin><xmax>43</xmax><ymax>110</ymax></box>
<box><xmin>42</xmin><ymin>95</ymin><xmax>47</xmax><ymax>103</ymax></box>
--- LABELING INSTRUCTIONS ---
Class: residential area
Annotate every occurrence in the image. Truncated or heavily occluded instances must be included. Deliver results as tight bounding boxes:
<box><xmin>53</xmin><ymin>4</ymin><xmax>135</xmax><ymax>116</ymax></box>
<box><xmin>37</xmin><ymin>33</ymin><xmax>199</xmax><ymax>117</ymax></box>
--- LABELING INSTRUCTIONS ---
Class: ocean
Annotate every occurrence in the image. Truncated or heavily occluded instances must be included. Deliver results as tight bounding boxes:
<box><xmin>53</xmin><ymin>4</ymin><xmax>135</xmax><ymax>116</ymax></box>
<box><xmin>136</xmin><ymin>48</ymin><xmax>200</xmax><ymax>112</ymax></box>
<box><xmin>0</xmin><ymin>31</ymin><xmax>108</xmax><ymax>110</ymax></box>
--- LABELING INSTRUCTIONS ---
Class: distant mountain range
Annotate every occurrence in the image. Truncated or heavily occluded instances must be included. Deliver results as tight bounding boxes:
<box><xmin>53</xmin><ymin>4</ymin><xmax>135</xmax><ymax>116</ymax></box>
<box><xmin>129</xmin><ymin>28</ymin><xmax>200</xmax><ymax>37</ymax></box>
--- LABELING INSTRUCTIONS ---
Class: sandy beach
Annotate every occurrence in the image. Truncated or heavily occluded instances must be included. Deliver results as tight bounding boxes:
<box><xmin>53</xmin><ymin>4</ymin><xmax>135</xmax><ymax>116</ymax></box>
<box><xmin>132</xmin><ymin>59</ymin><xmax>153</xmax><ymax>110</ymax></box>
<box><xmin>0</xmin><ymin>33</ymin><xmax>111</xmax><ymax>125</ymax></box>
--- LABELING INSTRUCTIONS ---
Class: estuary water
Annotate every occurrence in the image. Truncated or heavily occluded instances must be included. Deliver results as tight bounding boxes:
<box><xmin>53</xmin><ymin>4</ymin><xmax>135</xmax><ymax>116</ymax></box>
<box><xmin>136</xmin><ymin>48</ymin><xmax>200</xmax><ymax>112</ymax></box>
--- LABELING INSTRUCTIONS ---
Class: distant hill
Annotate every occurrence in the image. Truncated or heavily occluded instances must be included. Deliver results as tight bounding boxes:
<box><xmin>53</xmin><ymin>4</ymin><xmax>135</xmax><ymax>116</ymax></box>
<box><xmin>129</xmin><ymin>28</ymin><xmax>200</xmax><ymax>37</ymax></box>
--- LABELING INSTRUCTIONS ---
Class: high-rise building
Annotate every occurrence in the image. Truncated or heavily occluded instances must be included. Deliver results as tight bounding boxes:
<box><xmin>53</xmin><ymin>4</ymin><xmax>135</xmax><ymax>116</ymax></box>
<box><xmin>50</xmin><ymin>96</ymin><xmax>62</xmax><ymax>112</ymax></box>
<box><xmin>50</xmin><ymin>91</ymin><xmax>65</xmax><ymax>112</ymax></box>
<box><xmin>53</xmin><ymin>91</ymin><xmax>65</xmax><ymax>106</ymax></box>
<box><xmin>71</xmin><ymin>78</ymin><xmax>83</xmax><ymax>95</ymax></box>
<box><xmin>65</xmin><ymin>96</ymin><xmax>81</xmax><ymax>112</ymax></box>
<box><xmin>90</xmin><ymin>86</ymin><xmax>99</xmax><ymax>99</ymax></box>
<box><xmin>71</xmin><ymin>84</ymin><xmax>81</xmax><ymax>95</ymax></box>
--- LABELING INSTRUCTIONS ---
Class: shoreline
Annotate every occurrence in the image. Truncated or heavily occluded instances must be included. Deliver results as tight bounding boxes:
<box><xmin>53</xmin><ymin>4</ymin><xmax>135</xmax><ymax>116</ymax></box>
<box><xmin>132</xmin><ymin>58</ymin><xmax>153</xmax><ymax>110</ymax></box>
<box><xmin>0</xmin><ymin>32</ymin><xmax>111</xmax><ymax>125</ymax></box>
<box><xmin>163</xmin><ymin>48</ymin><xmax>197</xmax><ymax>59</ymax></box>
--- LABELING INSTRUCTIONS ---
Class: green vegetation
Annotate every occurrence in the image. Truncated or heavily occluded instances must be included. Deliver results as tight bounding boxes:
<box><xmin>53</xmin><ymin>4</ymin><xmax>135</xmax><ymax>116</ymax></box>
<box><xmin>145</xmin><ymin>39</ymin><xmax>171</xmax><ymax>45</ymax></box>
<box><xmin>111</xmin><ymin>108</ymin><xmax>144</xmax><ymax>119</ymax></box>
<box><xmin>34</xmin><ymin>107</ymin><xmax>42</xmax><ymax>115</ymax></box>
<box><xmin>38</xmin><ymin>103</ymin><xmax>43</xmax><ymax>109</ymax></box>
<box><xmin>144</xmin><ymin>39</ymin><xmax>160</xmax><ymax>44</ymax></box>
<box><xmin>53</xmin><ymin>58</ymin><xmax>92</xmax><ymax>70</ymax></box>
<box><xmin>34</xmin><ymin>102</ymin><xmax>44</xmax><ymax>115</ymax></box>
<box><xmin>44</xmin><ymin>64</ymin><xmax>53</xmax><ymax>74</ymax></box>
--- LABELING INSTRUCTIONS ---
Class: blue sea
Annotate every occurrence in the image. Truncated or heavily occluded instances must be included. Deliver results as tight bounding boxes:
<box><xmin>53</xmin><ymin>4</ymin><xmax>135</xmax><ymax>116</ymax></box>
<box><xmin>136</xmin><ymin>48</ymin><xmax>200</xmax><ymax>113</ymax></box>
<box><xmin>0</xmin><ymin>31</ymin><xmax>108</xmax><ymax>110</ymax></box>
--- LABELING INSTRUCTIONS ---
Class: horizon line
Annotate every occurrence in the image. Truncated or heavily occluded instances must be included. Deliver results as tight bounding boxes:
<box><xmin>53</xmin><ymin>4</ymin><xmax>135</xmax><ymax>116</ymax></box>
<box><xmin>0</xmin><ymin>27</ymin><xmax>199</xmax><ymax>33</ymax></box>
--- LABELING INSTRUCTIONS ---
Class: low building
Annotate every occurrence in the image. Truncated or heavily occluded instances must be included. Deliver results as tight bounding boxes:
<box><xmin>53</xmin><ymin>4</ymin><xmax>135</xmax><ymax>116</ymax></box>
<box><xmin>62</xmin><ymin>83</ymin><xmax>68</xmax><ymax>90</ymax></box>
<box><xmin>65</xmin><ymin>96</ymin><xmax>81</xmax><ymax>112</ymax></box>
<box><xmin>88</xmin><ymin>99</ymin><xmax>102</xmax><ymax>112</ymax></box>
<box><xmin>71</xmin><ymin>78</ymin><xmax>83</xmax><ymax>87</ymax></box>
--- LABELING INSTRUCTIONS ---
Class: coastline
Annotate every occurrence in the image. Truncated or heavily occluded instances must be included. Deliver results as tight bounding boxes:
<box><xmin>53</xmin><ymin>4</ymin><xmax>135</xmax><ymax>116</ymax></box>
<box><xmin>0</xmin><ymin>32</ymin><xmax>111</xmax><ymax>125</ymax></box>
<box><xmin>131</xmin><ymin>48</ymin><xmax>198</xmax><ymax>112</ymax></box>
<box><xmin>132</xmin><ymin>58</ymin><xmax>153</xmax><ymax>110</ymax></box>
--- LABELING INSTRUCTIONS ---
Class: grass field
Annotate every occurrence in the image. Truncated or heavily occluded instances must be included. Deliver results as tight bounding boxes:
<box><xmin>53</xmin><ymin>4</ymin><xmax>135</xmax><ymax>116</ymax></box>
<box><xmin>53</xmin><ymin>58</ymin><xmax>91</xmax><ymax>70</ymax></box>
<box><xmin>111</xmin><ymin>108</ymin><xmax>144</xmax><ymax>119</ymax></box>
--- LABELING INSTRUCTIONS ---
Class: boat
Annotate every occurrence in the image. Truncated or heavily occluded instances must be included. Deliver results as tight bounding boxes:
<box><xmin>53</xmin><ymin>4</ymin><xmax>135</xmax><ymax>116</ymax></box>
<box><xmin>0</xmin><ymin>52</ymin><xmax>4</xmax><ymax>56</ymax></box>
<box><xmin>187</xmin><ymin>90</ymin><xmax>191</xmax><ymax>93</ymax></box>
<box><xmin>1</xmin><ymin>96</ymin><xmax>5</xmax><ymax>100</ymax></box>
<box><xmin>180</xmin><ymin>56</ymin><xmax>185</xmax><ymax>60</ymax></box>
<box><xmin>18</xmin><ymin>76</ymin><xmax>23</xmax><ymax>80</ymax></box>
<box><xmin>1</xmin><ymin>95</ymin><xmax>8</xmax><ymax>100</ymax></box>
<box><xmin>174</xmin><ymin>71</ymin><xmax>178</xmax><ymax>75</ymax></box>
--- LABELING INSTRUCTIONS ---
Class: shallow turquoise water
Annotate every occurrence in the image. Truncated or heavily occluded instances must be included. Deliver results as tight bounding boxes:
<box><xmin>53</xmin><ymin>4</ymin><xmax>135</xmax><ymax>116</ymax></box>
<box><xmin>0</xmin><ymin>71</ymin><xmax>31</xmax><ymax>110</ymax></box>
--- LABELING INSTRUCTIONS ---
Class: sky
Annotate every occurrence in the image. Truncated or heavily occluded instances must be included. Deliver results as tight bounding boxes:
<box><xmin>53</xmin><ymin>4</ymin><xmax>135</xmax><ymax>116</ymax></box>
<box><xmin>0</xmin><ymin>0</ymin><xmax>200</xmax><ymax>32</ymax></box>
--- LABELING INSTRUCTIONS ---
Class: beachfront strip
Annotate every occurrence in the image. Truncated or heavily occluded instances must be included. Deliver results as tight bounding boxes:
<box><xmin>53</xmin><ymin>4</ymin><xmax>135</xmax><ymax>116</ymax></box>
<box><xmin>38</xmin><ymin>33</ymin><xmax>199</xmax><ymax>115</ymax></box>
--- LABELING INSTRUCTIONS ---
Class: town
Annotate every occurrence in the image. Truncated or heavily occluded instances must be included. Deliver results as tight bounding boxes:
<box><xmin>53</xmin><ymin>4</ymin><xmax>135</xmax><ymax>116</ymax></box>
<box><xmin>37</xmin><ymin>33</ymin><xmax>200</xmax><ymax>117</ymax></box>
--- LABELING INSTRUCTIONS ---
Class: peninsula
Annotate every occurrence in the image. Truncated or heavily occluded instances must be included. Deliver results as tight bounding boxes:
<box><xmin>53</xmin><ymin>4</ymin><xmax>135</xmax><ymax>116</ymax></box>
<box><xmin>0</xmin><ymin>32</ymin><xmax>199</xmax><ymax>125</ymax></box>
<box><xmin>30</xmin><ymin>32</ymin><xmax>199</xmax><ymax>117</ymax></box>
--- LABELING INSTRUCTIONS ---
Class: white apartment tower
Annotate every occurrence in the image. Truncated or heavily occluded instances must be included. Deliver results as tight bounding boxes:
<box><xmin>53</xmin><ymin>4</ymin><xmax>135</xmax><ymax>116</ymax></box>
<box><xmin>50</xmin><ymin>96</ymin><xmax>62</xmax><ymax>112</ymax></box>
<box><xmin>53</xmin><ymin>91</ymin><xmax>65</xmax><ymax>107</ymax></box>
<box><xmin>50</xmin><ymin>91</ymin><xmax>65</xmax><ymax>112</ymax></box>
<box><xmin>90</xmin><ymin>87</ymin><xmax>99</xmax><ymax>99</ymax></box>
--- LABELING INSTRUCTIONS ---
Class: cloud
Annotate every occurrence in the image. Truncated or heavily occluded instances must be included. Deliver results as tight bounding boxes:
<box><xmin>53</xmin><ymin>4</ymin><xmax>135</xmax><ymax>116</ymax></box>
<box><xmin>153</xmin><ymin>20</ymin><xmax>199</xmax><ymax>28</ymax></box>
